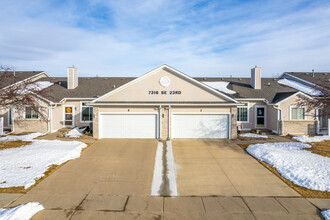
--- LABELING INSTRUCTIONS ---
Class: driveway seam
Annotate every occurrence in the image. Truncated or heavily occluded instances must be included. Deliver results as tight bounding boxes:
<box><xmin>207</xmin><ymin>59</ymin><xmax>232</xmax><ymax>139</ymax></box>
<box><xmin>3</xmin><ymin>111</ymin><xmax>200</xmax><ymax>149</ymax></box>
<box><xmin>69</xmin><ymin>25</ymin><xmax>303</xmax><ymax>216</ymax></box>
<box><xmin>69</xmin><ymin>192</ymin><xmax>90</xmax><ymax>220</ymax></box>
<box><xmin>241</xmin><ymin>197</ymin><xmax>258</xmax><ymax>220</ymax></box>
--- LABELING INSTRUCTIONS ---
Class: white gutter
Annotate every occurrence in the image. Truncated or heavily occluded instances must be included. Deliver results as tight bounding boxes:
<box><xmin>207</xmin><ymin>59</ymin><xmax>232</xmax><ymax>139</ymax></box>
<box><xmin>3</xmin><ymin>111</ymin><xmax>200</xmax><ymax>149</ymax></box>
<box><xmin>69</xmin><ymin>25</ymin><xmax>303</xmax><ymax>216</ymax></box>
<box><xmin>88</xmin><ymin>103</ymin><xmax>244</xmax><ymax>106</ymax></box>
<box><xmin>236</xmin><ymin>98</ymin><xmax>267</xmax><ymax>101</ymax></box>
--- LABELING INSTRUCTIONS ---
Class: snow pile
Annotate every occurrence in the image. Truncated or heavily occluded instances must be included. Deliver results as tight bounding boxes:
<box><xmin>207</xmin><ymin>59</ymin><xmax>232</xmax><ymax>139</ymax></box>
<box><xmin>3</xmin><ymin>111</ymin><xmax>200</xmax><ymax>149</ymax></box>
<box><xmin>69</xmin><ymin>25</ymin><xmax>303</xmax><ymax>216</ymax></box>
<box><xmin>0</xmin><ymin>202</ymin><xmax>44</xmax><ymax>220</ymax></box>
<box><xmin>0</xmin><ymin>140</ymin><xmax>87</xmax><ymax>189</ymax></box>
<box><xmin>322</xmin><ymin>210</ymin><xmax>330</xmax><ymax>220</ymax></box>
<box><xmin>247</xmin><ymin>142</ymin><xmax>330</xmax><ymax>191</ymax></box>
<box><xmin>67</xmin><ymin>127</ymin><xmax>86</xmax><ymax>138</ymax></box>
<box><xmin>0</xmin><ymin>133</ymin><xmax>44</xmax><ymax>142</ymax></box>
<box><xmin>278</xmin><ymin>79</ymin><xmax>322</xmax><ymax>96</ymax></box>
<box><xmin>240</xmin><ymin>133</ymin><xmax>268</xmax><ymax>138</ymax></box>
<box><xmin>293</xmin><ymin>135</ymin><xmax>330</xmax><ymax>143</ymax></box>
<box><xmin>151</xmin><ymin>142</ymin><xmax>163</xmax><ymax>196</ymax></box>
<box><xmin>203</xmin><ymin>81</ymin><xmax>236</xmax><ymax>94</ymax></box>
<box><xmin>166</xmin><ymin>141</ymin><xmax>179</xmax><ymax>196</ymax></box>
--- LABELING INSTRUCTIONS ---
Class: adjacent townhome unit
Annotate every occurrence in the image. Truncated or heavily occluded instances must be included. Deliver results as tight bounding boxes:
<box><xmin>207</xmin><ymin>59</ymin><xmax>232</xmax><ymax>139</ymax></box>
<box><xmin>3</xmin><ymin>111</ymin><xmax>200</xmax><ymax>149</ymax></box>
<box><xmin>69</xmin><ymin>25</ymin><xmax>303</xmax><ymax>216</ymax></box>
<box><xmin>0</xmin><ymin>65</ymin><xmax>328</xmax><ymax>139</ymax></box>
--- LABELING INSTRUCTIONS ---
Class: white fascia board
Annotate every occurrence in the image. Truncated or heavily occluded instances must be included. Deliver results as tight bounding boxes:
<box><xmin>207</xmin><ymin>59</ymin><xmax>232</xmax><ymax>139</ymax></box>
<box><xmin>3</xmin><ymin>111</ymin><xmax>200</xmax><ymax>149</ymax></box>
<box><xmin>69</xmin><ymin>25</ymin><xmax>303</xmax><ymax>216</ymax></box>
<box><xmin>87</xmin><ymin>102</ymin><xmax>244</xmax><ymax>106</ymax></box>
<box><xmin>236</xmin><ymin>98</ymin><xmax>267</xmax><ymax>101</ymax></box>
<box><xmin>91</xmin><ymin>64</ymin><xmax>239</xmax><ymax>104</ymax></box>
<box><xmin>272</xmin><ymin>91</ymin><xmax>313</xmax><ymax>105</ymax></box>
<box><xmin>58</xmin><ymin>97</ymin><xmax>95</xmax><ymax>103</ymax></box>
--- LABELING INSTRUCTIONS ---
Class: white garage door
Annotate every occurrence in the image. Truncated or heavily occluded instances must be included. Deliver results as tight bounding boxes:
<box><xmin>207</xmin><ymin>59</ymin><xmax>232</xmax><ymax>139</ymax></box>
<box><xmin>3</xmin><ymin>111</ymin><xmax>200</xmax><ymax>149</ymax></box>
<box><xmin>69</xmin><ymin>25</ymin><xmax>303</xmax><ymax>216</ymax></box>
<box><xmin>99</xmin><ymin>114</ymin><xmax>158</xmax><ymax>138</ymax></box>
<box><xmin>171</xmin><ymin>114</ymin><xmax>229</xmax><ymax>139</ymax></box>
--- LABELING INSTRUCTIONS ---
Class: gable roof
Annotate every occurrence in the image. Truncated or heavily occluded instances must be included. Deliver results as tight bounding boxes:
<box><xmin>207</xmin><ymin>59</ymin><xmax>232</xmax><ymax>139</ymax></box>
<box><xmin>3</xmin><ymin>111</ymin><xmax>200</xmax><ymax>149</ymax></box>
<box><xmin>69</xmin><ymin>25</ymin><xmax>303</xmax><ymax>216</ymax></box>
<box><xmin>92</xmin><ymin>64</ymin><xmax>239</xmax><ymax>103</ymax></box>
<box><xmin>0</xmin><ymin>71</ymin><xmax>46</xmax><ymax>89</ymax></box>
<box><xmin>195</xmin><ymin>77</ymin><xmax>297</xmax><ymax>103</ymax></box>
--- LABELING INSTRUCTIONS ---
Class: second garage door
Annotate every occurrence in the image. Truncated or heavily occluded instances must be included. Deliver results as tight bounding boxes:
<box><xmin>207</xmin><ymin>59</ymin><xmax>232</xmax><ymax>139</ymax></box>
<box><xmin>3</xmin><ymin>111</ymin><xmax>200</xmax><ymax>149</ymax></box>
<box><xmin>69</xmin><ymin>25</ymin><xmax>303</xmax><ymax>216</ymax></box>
<box><xmin>171</xmin><ymin>114</ymin><xmax>229</xmax><ymax>138</ymax></box>
<box><xmin>99</xmin><ymin>114</ymin><xmax>158</xmax><ymax>138</ymax></box>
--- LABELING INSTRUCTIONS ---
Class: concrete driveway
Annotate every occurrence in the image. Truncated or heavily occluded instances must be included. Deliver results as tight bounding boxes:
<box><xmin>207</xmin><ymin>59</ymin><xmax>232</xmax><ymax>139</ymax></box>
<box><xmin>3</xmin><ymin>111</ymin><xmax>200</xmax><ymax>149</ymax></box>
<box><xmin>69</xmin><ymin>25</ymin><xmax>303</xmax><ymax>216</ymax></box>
<box><xmin>4</xmin><ymin>138</ymin><xmax>323</xmax><ymax>219</ymax></box>
<box><xmin>172</xmin><ymin>139</ymin><xmax>300</xmax><ymax>197</ymax></box>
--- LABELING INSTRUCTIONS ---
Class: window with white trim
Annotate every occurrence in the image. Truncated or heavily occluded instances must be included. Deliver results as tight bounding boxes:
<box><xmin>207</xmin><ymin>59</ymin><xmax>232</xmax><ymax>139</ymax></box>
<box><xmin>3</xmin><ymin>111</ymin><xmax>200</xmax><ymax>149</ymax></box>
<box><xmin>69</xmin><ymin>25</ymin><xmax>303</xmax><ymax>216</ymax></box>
<box><xmin>291</xmin><ymin>107</ymin><xmax>305</xmax><ymax>120</ymax></box>
<box><xmin>25</xmin><ymin>107</ymin><xmax>39</xmax><ymax>119</ymax></box>
<box><xmin>237</xmin><ymin>103</ymin><xmax>248</xmax><ymax>122</ymax></box>
<box><xmin>81</xmin><ymin>102</ymin><xmax>93</xmax><ymax>122</ymax></box>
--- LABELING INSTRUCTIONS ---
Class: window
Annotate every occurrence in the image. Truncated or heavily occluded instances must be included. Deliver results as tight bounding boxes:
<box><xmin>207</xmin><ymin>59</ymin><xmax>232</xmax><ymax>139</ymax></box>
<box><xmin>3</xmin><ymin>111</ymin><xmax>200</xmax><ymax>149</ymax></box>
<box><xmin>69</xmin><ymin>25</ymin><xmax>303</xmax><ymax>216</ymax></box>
<box><xmin>25</xmin><ymin>107</ymin><xmax>39</xmax><ymax>119</ymax></box>
<box><xmin>237</xmin><ymin>104</ymin><xmax>248</xmax><ymax>122</ymax></box>
<box><xmin>81</xmin><ymin>102</ymin><xmax>93</xmax><ymax>122</ymax></box>
<box><xmin>291</xmin><ymin>107</ymin><xmax>305</xmax><ymax>120</ymax></box>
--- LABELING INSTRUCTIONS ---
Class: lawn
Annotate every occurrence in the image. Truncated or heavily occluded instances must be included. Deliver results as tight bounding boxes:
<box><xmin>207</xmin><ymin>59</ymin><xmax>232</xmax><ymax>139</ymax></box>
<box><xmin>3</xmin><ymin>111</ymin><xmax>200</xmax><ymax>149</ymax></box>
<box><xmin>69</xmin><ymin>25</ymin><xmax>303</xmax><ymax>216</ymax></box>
<box><xmin>0</xmin><ymin>134</ymin><xmax>87</xmax><ymax>193</ymax></box>
<box><xmin>239</xmin><ymin>139</ymin><xmax>330</xmax><ymax>198</ymax></box>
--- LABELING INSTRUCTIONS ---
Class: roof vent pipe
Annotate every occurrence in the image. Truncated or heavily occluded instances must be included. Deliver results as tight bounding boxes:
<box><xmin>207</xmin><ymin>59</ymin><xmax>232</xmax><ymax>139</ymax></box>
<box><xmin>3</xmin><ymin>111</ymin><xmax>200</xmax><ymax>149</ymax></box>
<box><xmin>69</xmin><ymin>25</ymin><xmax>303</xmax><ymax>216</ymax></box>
<box><xmin>312</xmin><ymin>69</ymin><xmax>315</xmax><ymax>77</ymax></box>
<box><xmin>251</xmin><ymin>66</ymin><xmax>261</xmax><ymax>89</ymax></box>
<box><xmin>67</xmin><ymin>65</ymin><xmax>78</xmax><ymax>89</ymax></box>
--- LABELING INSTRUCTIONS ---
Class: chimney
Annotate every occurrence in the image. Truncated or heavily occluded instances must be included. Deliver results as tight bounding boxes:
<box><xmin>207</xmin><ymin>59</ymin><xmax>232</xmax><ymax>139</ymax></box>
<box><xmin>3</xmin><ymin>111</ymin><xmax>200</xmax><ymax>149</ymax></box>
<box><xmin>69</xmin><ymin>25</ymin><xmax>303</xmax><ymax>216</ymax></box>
<box><xmin>67</xmin><ymin>66</ymin><xmax>78</xmax><ymax>89</ymax></box>
<box><xmin>251</xmin><ymin>66</ymin><xmax>261</xmax><ymax>89</ymax></box>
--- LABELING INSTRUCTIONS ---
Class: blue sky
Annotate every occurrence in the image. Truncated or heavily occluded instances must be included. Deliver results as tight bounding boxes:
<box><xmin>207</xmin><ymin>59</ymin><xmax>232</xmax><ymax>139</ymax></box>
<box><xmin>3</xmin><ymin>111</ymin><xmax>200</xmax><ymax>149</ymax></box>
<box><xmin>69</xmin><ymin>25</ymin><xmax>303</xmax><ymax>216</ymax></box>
<box><xmin>0</xmin><ymin>0</ymin><xmax>330</xmax><ymax>77</ymax></box>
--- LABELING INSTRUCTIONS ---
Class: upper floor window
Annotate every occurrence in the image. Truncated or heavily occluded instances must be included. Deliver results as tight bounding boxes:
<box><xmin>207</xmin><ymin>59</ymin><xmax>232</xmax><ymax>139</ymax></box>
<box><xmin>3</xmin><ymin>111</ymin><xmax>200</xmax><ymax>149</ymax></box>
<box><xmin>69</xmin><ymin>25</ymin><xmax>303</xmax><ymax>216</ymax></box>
<box><xmin>237</xmin><ymin>103</ymin><xmax>248</xmax><ymax>122</ymax></box>
<box><xmin>81</xmin><ymin>102</ymin><xmax>93</xmax><ymax>122</ymax></box>
<box><xmin>25</xmin><ymin>107</ymin><xmax>39</xmax><ymax>119</ymax></box>
<box><xmin>290</xmin><ymin>107</ymin><xmax>305</xmax><ymax>120</ymax></box>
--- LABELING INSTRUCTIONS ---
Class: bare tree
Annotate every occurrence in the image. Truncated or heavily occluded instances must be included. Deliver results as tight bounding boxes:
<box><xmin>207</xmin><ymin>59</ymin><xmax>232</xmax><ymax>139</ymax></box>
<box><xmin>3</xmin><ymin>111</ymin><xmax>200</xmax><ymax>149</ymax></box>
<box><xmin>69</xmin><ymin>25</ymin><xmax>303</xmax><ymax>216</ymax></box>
<box><xmin>0</xmin><ymin>66</ymin><xmax>53</xmax><ymax>119</ymax></box>
<box><xmin>295</xmin><ymin>77</ymin><xmax>330</xmax><ymax>117</ymax></box>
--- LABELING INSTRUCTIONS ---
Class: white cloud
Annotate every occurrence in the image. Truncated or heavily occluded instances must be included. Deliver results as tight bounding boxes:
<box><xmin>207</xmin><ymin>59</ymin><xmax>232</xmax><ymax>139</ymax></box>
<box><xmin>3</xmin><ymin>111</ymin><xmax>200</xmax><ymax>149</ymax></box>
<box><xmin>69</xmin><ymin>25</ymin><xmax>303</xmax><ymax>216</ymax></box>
<box><xmin>0</xmin><ymin>0</ymin><xmax>330</xmax><ymax>77</ymax></box>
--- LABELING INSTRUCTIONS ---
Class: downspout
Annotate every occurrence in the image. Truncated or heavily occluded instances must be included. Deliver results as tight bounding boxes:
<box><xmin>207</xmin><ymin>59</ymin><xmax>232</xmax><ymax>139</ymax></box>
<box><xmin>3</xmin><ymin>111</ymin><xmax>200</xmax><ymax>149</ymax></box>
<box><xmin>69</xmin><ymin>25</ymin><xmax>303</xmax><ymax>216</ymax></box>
<box><xmin>47</xmin><ymin>103</ymin><xmax>58</xmax><ymax>134</ymax></box>
<box><xmin>272</xmin><ymin>105</ymin><xmax>283</xmax><ymax>135</ymax></box>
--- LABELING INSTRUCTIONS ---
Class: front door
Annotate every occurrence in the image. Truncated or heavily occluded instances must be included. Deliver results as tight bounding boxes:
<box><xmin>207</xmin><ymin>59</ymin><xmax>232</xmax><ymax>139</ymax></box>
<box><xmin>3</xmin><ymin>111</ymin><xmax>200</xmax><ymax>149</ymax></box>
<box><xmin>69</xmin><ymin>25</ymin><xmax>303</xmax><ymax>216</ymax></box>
<box><xmin>64</xmin><ymin>106</ymin><xmax>74</xmax><ymax>127</ymax></box>
<box><xmin>255</xmin><ymin>106</ymin><xmax>266</xmax><ymax>128</ymax></box>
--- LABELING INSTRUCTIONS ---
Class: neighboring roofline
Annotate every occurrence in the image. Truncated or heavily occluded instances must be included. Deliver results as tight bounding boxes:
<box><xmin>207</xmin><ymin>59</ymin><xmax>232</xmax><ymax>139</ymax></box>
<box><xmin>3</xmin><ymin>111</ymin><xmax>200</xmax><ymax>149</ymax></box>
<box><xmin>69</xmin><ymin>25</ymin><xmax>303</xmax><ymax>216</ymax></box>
<box><xmin>272</xmin><ymin>91</ymin><xmax>313</xmax><ymax>105</ymax></box>
<box><xmin>91</xmin><ymin>64</ymin><xmax>239</xmax><ymax>103</ymax></box>
<box><xmin>1</xmin><ymin>71</ymin><xmax>49</xmax><ymax>90</ymax></box>
<box><xmin>281</xmin><ymin>72</ymin><xmax>317</xmax><ymax>87</ymax></box>
<box><xmin>88</xmin><ymin>102</ymin><xmax>244</xmax><ymax>106</ymax></box>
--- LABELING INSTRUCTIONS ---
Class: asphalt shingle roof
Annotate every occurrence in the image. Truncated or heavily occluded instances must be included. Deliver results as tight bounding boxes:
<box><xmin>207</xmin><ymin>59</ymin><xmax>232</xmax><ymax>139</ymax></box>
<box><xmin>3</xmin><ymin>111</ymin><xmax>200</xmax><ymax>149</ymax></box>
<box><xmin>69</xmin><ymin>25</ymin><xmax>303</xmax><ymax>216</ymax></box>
<box><xmin>0</xmin><ymin>71</ymin><xmax>44</xmax><ymax>89</ymax></box>
<box><xmin>285</xmin><ymin>72</ymin><xmax>330</xmax><ymax>87</ymax></box>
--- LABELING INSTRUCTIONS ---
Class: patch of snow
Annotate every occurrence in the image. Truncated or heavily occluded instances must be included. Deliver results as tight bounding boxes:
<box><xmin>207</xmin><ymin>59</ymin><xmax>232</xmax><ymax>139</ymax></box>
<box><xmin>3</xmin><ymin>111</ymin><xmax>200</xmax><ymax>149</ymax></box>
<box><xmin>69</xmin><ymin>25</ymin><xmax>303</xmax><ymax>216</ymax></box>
<box><xmin>247</xmin><ymin>142</ymin><xmax>330</xmax><ymax>191</ymax></box>
<box><xmin>166</xmin><ymin>140</ymin><xmax>179</xmax><ymax>196</ymax></box>
<box><xmin>151</xmin><ymin>142</ymin><xmax>163</xmax><ymax>196</ymax></box>
<box><xmin>293</xmin><ymin>135</ymin><xmax>330</xmax><ymax>143</ymax></box>
<box><xmin>203</xmin><ymin>81</ymin><xmax>236</xmax><ymax>94</ymax></box>
<box><xmin>0</xmin><ymin>133</ymin><xmax>44</xmax><ymax>142</ymax></box>
<box><xmin>18</xmin><ymin>81</ymin><xmax>53</xmax><ymax>95</ymax></box>
<box><xmin>240</xmin><ymin>133</ymin><xmax>268</xmax><ymax>138</ymax></box>
<box><xmin>278</xmin><ymin>78</ymin><xmax>322</xmax><ymax>96</ymax></box>
<box><xmin>0</xmin><ymin>202</ymin><xmax>44</xmax><ymax>220</ymax></box>
<box><xmin>0</xmin><ymin>140</ymin><xmax>87</xmax><ymax>189</ymax></box>
<box><xmin>322</xmin><ymin>210</ymin><xmax>330</xmax><ymax>220</ymax></box>
<box><xmin>67</xmin><ymin>127</ymin><xmax>86</xmax><ymax>138</ymax></box>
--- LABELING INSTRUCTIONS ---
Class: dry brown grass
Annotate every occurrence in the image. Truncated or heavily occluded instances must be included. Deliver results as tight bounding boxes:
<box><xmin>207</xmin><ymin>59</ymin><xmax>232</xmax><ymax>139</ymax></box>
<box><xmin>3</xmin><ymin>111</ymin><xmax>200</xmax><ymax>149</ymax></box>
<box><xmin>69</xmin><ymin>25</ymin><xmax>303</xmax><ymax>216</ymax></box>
<box><xmin>0</xmin><ymin>141</ymin><xmax>32</xmax><ymax>150</ymax></box>
<box><xmin>239</xmin><ymin>143</ymin><xmax>330</xmax><ymax>198</ymax></box>
<box><xmin>304</xmin><ymin>140</ymin><xmax>330</xmax><ymax>158</ymax></box>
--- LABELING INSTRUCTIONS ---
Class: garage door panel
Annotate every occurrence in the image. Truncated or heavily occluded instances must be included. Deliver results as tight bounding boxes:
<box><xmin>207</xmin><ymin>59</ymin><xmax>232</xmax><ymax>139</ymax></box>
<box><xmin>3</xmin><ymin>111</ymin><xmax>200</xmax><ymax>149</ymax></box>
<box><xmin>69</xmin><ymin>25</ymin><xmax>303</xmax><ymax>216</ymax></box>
<box><xmin>100</xmin><ymin>114</ymin><xmax>157</xmax><ymax>138</ymax></box>
<box><xmin>171</xmin><ymin>114</ymin><xmax>229</xmax><ymax>139</ymax></box>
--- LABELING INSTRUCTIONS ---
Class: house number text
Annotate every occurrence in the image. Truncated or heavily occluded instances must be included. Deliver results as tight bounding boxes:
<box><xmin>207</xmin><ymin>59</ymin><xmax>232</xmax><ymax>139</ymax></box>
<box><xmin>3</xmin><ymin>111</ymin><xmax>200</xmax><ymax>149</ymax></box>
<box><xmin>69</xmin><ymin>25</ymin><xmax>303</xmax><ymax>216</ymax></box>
<box><xmin>149</xmin><ymin>90</ymin><xmax>181</xmax><ymax>95</ymax></box>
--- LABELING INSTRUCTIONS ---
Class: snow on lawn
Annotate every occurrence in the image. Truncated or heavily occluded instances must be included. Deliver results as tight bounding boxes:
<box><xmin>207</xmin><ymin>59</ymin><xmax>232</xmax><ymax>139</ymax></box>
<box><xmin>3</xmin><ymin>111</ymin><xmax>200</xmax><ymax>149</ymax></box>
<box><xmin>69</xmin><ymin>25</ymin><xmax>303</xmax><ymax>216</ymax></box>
<box><xmin>322</xmin><ymin>210</ymin><xmax>330</xmax><ymax>220</ymax></box>
<box><xmin>247</xmin><ymin>142</ymin><xmax>330</xmax><ymax>191</ymax></box>
<box><xmin>67</xmin><ymin>127</ymin><xmax>86</xmax><ymax>138</ymax></box>
<box><xmin>240</xmin><ymin>133</ymin><xmax>268</xmax><ymax>138</ymax></box>
<box><xmin>0</xmin><ymin>133</ymin><xmax>44</xmax><ymax>142</ymax></box>
<box><xmin>0</xmin><ymin>140</ymin><xmax>87</xmax><ymax>189</ymax></box>
<box><xmin>293</xmin><ymin>135</ymin><xmax>330</xmax><ymax>143</ymax></box>
<box><xmin>277</xmin><ymin>78</ymin><xmax>322</xmax><ymax>96</ymax></box>
<box><xmin>203</xmin><ymin>81</ymin><xmax>236</xmax><ymax>94</ymax></box>
<box><xmin>0</xmin><ymin>202</ymin><xmax>44</xmax><ymax>220</ymax></box>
